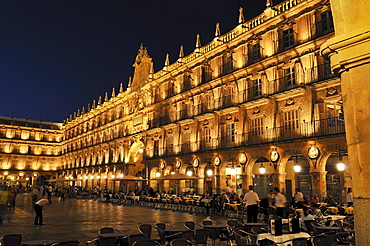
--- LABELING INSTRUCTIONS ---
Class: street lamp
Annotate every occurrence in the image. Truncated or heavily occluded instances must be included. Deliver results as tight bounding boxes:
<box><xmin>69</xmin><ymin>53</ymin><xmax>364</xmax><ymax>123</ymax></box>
<box><xmin>337</xmin><ymin>150</ymin><xmax>346</xmax><ymax>171</ymax></box>
<box><xmin>294</xmin><ymin>164</ymin><xmax>301</xmax><ymax>172</ymax></box>
<box><xmin>186</xmin><ymin>164</ymin><xmax>194</xmax><ymax>176</ymax></box>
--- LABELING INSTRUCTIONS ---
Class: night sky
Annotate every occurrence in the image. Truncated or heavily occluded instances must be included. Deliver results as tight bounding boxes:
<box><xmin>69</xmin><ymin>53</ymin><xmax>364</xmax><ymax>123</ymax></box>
<box><xmin>0</xmin><ymin>0</ymin><xmax>284</xmax><ymax>123</ymax></box>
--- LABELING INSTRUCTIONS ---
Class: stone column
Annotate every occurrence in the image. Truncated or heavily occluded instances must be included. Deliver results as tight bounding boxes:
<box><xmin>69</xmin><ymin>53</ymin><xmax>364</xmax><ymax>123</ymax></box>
<box><xmin>310</xmin><ymin>171</ymin><xmax>327</xmax><ymax>200</ymax></box>
<box><xmin>321</xmin><ymin>0</ymin><xmax>370</xmax><ymax>243</ymax></box>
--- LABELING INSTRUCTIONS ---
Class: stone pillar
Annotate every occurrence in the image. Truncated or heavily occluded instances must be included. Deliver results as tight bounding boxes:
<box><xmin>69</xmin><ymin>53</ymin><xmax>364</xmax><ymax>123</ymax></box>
<box><xmin>321</xmin><ymin>0</ymin><xmax>370</xmax><ymax>243</ymax></box>
<box><xmin>310</xmin><ymin>171</ymin><xmax>327</xmax><ymax>200</ymax></box>
<box><xmin>271</xmin><ymin>173</ymin><xmax>286</xmax><ymax>192</ymax></box>
<box><xmin>197</xmin><ymin>179</ymin><xmax>204</xmax><ymax>195</ymax></box>
<box><xmin>215</xmin><ymin>174</ymin><xmax>226</xmax><ymax>194</ymax></box>
<box><xmin>241</xmin><ymin>174</ymin><xmax>252</xmax><ymax>194</ymax></box>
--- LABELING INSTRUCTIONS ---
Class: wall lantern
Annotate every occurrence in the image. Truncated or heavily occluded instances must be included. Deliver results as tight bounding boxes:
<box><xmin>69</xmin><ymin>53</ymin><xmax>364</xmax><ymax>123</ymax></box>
<box><xmin>337</xmin><ymin>150</ymin><xmax>346</xmax><ymax>171</ymax></box>
<box><xmin>294</xmin><ymin>164</ymin><xmax>301</xmax><ymax>173</ymax></box>
<box><xmin>186</xmin><ymin>164</ymin><xmax>195</xmax><ymax>176</ymax></box>
<box><xmin>259</xmin><ymin>164</ymin><xmax>266</xmax><ymax>174</ymax></box>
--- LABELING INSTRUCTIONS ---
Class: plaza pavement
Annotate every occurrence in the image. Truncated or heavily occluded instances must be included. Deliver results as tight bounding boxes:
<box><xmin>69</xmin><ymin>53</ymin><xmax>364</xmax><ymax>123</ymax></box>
<box><xmin>0</xmin><ymin>193</ymin><xmax>227</xmax><ymax>243</ymax></box>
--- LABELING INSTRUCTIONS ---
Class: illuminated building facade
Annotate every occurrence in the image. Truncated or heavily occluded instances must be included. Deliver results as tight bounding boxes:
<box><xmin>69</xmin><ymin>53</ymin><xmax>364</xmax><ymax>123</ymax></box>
<box><xmin>0</xmin><ymin>0</ymin><xmax>351</xmax><ymax>200</ymax></box>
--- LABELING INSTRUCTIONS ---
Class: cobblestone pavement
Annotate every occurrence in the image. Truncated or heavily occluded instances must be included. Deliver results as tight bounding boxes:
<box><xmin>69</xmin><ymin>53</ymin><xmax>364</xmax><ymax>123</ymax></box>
<box><xmin>0</xmin><ymin>194</ymin><xmax>228</xmax><ymax>243</ymax></box>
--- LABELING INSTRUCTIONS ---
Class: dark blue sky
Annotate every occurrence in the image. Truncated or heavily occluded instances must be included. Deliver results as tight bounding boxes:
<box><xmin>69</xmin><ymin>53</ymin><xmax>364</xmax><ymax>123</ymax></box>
<box><xmin>0</xmin><ymin>0</ymin><xmax>283</xmax><ymax>122</ymax></box>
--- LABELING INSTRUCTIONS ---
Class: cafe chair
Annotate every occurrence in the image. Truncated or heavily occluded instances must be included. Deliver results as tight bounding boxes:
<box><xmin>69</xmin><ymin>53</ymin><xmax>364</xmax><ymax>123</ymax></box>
<box><xmin>184</xmin><ymin>221</ymin><xmax>195</xmax><ymax>231</ymax></box>
<box><xmin>86</xmin><ymin>236</ymin><xmax>119</xmax><ymax>246</ymax></box>
<box><xmin>99</xmin><ymin>228</ymin><xmax>122</xmax><ymax>235</ymax></box>
<box><xmin>311</xmin><ymin>234</ymin><xmax>327</xmax><ymax>246</ymax></box>
<box><xmin>303</xmin><ymin>220</ymin><xmax>316</xmax><ymax>235</ymax></box>
<box><xmin>335</xmin><ymin>231</ymin><xmax>355</xmax><ymax>246</ymax></box>
<box><xmin>139</xmin><ymin>224</ymin><xmax>153</xmax><ymax>239</ymax></box>
<box><xmin>126</xmin><ymin>234</ymin><xmax>147</xmax><ymax>246</ymax></box>
<box><xmin>323</xmin><ymin>231</ymin><xmax>337</xmax><ymax>246</ymax></box>
<box><xmin>232</xmin><ymin>228</ymin><xmax>257</xmax><ymax>246</ymax></box>
<box><xmin>180</xmin><ymin>231</ymin><xmax>194</xmax><ymax>241</ymax></box>
<box><xmin>132</xmin><ymin>239</ymin><xmax>161</xmax><ymax>246</ymax></box>
<box><xmin>202</xmin><ymin>221</ymin><xmax>213</xmax><ymax>226</ymax></box>
<box><xmin>192</xmin><ymin>229</ymin><xmax>210</xmax><ymax>246</ymax></box>
<box><xmin>0</xmin><ymin>234</ymin><xmax>23</xmax><ymax>246</ymax></box>
<box><xmin>51</xmin><ymin>241</ymin><xmax>80</xmax><ymax>246</ymax></box>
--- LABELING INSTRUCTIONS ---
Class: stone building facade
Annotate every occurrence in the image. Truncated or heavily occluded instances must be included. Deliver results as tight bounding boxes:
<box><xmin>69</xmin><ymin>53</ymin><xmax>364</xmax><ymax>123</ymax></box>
<box><xmin>0</xmin><ymin>0</ymin><xmax>351</xmax><ymax>200</ymax></box>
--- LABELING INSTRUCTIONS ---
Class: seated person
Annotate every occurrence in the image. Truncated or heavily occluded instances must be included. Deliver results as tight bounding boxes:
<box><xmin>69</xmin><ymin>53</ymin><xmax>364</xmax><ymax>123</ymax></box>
<box><xmin>300</xmin><ymin>206</ymin><xmax>315</xmax><ymax>231</ymax></box>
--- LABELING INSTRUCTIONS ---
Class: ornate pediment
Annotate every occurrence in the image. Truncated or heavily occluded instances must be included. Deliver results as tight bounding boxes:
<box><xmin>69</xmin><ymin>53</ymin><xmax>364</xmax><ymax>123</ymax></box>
<box><xmin>131</xmin><ymin>44</ymin><xmax>153</xmax><ymax>92</ymax></box>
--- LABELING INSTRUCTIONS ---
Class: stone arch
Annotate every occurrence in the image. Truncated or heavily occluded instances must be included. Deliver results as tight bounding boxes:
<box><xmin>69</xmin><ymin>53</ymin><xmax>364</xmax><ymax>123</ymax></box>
<box><xmin>126</xmin><ymin>141</ymin><xmax>144</xmax><ymax>164</ymax></box>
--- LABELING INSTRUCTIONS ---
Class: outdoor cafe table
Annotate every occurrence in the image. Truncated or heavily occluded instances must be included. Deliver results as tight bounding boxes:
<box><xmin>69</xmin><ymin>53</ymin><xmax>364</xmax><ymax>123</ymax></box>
<box><xmin>314</xmin><ymin>226</ymin><xmax>342</xmax><ymax>234</ymax></box>
<box><xmin>99</xmin><ymin>232</ymin><xmax>129</xmax><ymax>246</ymax></box>
<box><xmin>243</xmin><ymin>223</ymin><xmax>267</xmax><ymax>232</ymax></box>
<box><xmin>257</xmin><ymin>232</ymin><xmax>310</xmax><ymax>246</ymax></box>
<box><xmin>22</xmin><ymin>240</ymin><xmax>58</xmax><ymax>246</ymax></box>
<box><xmin>164</xmin><ymin>228</ymin><xmax>189</xmax><ymax>240</ymax></box>
<box><xmin>203</xmin><ymin>225</ymin><xmax>227</xmax><ymax>242</ymax></box>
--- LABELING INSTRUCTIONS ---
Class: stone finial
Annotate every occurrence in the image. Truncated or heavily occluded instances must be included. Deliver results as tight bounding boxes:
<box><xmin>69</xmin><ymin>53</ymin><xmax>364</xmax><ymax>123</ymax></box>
<box><xmin>239</xmin><ymin>7</ymin><xmax>245</xmax><ymax>24</ymax></box>
<box><xmin>119</xmin><ymin>83</ymin><xmax>124</xmax><ymax>93</ymax></box>
<box><xmin>92</xmin><ymin>100</ymin><xmax>96</xmax><ymax>109</ymax></box>
<box><xmin>165</xmin><ymin>53</ymin><xmax>170</xmax><ymax>67</ymax></box>
<box><xmin>73</xmin><ymin>112</ymin><xmax>76</xmax><ymax>120</ymax></box>
<box><xmin>104</xmin><ymin>92</ymin><xmax>109</xmax><ymax>102</ymax></box>
<box><xmin>77</xmin><ymin>109</ymin><xmax>80</xmax><ymax>117</ymax></box>
<box><xmin>150</xmin><ymin>62</ymin><xmax>154</xmax><ymax>74</ymax></box>
<box><xmin>87</xmin><ymin>103</ymin><xmax>91</xmax><ymax>111</ymax></box>
<box><xmin>266</xmin><ymin>0</ymin><xmax>273</xmax><ymax>7</ymax></box>
<box><xmin>69</xmin><ymin>115</ymin><xmax>72</xmax><ymax>121</ymax></box>
<box><xmin>98</xmin><ymin>96</ymin><xmax>102</xmax><ymax>105</ymax></box>
<box><xmin>215</xmin><ymin>23</ymin><xmax>221</xmax><ymax>37</ymax></box>
<box><xmin>111</xmin><ymin>87</ymin><xmax>116</xmax><ymax>98</ymax></box>
<box><xmin>195</xmin><ymin>34</ymin><xmax>201</xmax><ymax>48</ymax></box>
<box><xmin>81</xmin><ymin>107</ymin><xmax>85</xmax><ymax>115</ymax></box>
<box><xmin>128</xmin><ymin>77</ymin><xmax>132</xmax><ymax>87</ymax></box>
<box><xmin>179</xmin><ymin>45</ymin><xmax>184</xmax><ymax>59</ymax></box>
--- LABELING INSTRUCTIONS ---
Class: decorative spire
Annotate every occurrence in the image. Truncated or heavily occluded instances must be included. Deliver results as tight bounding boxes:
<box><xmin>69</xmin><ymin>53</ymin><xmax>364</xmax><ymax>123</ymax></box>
<box><xmin>104</xmin><ymin>92</ymin><xmax>109</xmax><ymax>102</ymax></box>
<box><xmin>119</xmin><ymin>83</ymin><xmax>124</xmax><ymax>93</ymax></box>
<box><xmin>87</xmin><ymin>103</ymin><xmax>91</xmax><ymax>111</ymax></box>
<box><xmin>92</xmin><ymin>100</ymin><xmax>96</xmax><ymax>109</ymax></box>
<box><xmin>77</xmin><ymin>109</ymin><xmax>80</xmax><ymax>117</ymax></box>
<box><xmin>239</xmin><ymin>7</ymin><xmax>245</xmax><ymax>24</ymax></box>
<box><xmin>98</xmin><ymin>96</ymin><xmax>102</xmax><ymax>105</ymax></box>
<box><xmin>164</xmin><ymin>53</ymin><xmax>170</xmax><ymax>68</ymax></box>
<box><xmin>73</xmin><ymin>112</ymin><xmax>76</xmax><ymax>120</ymax></box>
<box><xmin>128</xmin><ymin>77</ymin><xmax>132</xmax><ymax>88</ymax></box>
<box><xmin>81</xmin><ymin>107</ymin><xmax>85</xmax><ymax>115</ymax></box>
<box><xmin>111</xmin><ymin>87</ymin><xmax>116</xmax><ymax>98</ymax></box>
<box><xmin>266</xmin><ymin>0</ymin><xmax>273</xmax><ymax>7</ymax></box>
<box><xmin>179</xmin><ymin>45</ymin><xmax>184</xmax><ymax>59</ymax></box>
<box><xmin>215</xmin><ymin>23</ymin><xmax>221</xmax><ymax>37</ymax></box>
<box><xmin>195</xmin><ymin>34</ymin><xmax>201</xmax><ymax>48</ymax></box>
<box><xmin>69</xmin><ymin>115</ymin><xmax>72</xmax><ymax>121</ymax></box>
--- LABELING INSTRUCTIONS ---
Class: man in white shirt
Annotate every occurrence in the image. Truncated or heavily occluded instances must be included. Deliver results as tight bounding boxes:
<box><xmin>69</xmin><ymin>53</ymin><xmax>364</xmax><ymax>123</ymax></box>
<box><xmin>34</xmin><ymin>198</ymin><xmax>49</xmax><ymax>225</ymax></box>
<box><xmin>243</xmin><ymin>185</ymin><xmax>260</xmax><ymax>222</ymax></box>
<box><xmin>273</xmin><ymin>187</ymin><xmax>287</xmax><ymax>218</ymax></box>
<box><xmin>294</xmin><ymin>188</ymin><xmax>304</xmax><ymax>208</ymax></box>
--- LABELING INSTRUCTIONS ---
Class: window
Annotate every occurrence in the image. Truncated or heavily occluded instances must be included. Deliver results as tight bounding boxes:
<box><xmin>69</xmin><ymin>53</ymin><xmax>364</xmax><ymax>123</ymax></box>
<box><xmin>221</xmin><ymin>53</ymin><xmax>234</xmax><ymax>75</ymax></box>
<box><xmin>283</xmin><ymin>67</ymin><xmax>296</xmax><ymax>89</ymax></box>
<box><xmin>327</xmin><ymin>101</ymin><xmax>344</xmax><ymax>126</ymax></box>
<box><xmin>282</xmin><ymin>110</ymin><xmax>299</xmax><ymax>130</ymax></box>
<box><xmin>166</xmin><ymin>135</ymin><xmax>174</xmax><ymax>155</ymax></box>
<box><xmin>167</xmin><ymin>82</ymin><xmax>175</xmax><ymax>97</ymax></box>
<box><xmin>252</xmin><ymin>79</ymin><xmax>263</xmax><ymax>98</ymax></box>
<box><xmin>318</xmin><ymin>11</ymin><xmax>334</xmax><ymax>36</ymax></box>
<box><xmin>201</xmin><ymin>65</ymin><xmax>212</xmax><ymax>84</ymax></box>
<box><xmin>182</xmin><ymin>74</ymin><xmax>192</xmax><ymax>91</ymax></box>
<box><xmin>182</xmin><ymin>132</ymin><xmax>191</xmax><ymax>152</ymax></box>
<box><xmin>202</xmin><ymin>127</ymin><xmax>212</xmax><ymax>149</ymax></box>
<box><xmin>153</xmin><ymin>140</ymin><xmax>160</xmax><ymax>156</ymax></box>
<box><xmin>226</xmin><ymin>123</ymin><xmax>235</xmax><ymax>143</ymax></box>
<box><xmin>250</xmin><ymin>117</ymin><xmax>264</xmax><ymax>136</ymax></box>
<box><xmin>250</xmin><ymin>43</ymin><xmax>261</xmax><ymax>63</ymax></box>
<box><xmin>282</xmin><ymin>28</ymin><xmax>294</xmax><ymax>50</ymax></box>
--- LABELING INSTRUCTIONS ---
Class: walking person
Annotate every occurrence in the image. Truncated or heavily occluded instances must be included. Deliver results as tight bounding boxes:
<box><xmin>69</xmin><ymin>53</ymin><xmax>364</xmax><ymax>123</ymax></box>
<box><xmin>273</xmin><ymin>187</ymin><xmax>287</xmax><ymax>218</ymax></box>
<box><xmin>47</xmin><ymin>185</ymin><xmax>53</xmax><ymax>201</ymax></box>
<box><xmin>31</xmin><ymin>187</ymin><xmax>39</xmax><ymax>210</ymax></box>
<box><xmin>347</xmin><ymin>187</ymin><xmax>353</xmax><ymax>207</ymax></box>
<box><xmin>34</xmin><ymin>198</ymin><xmax>49</xmax><ymax>225</ymax></box>
<box><xmin>341</xmin><ymin>187</ymin><xmax>347</xmax><ymax>206</ymax></box>
<box><xmin>243</xmin><ymin>185</ymin><xmax>260</xmax><ymax>223</ymax></box>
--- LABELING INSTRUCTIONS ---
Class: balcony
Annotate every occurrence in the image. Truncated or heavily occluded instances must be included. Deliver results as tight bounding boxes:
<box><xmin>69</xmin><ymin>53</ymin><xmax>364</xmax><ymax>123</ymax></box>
<box><xmin>147</xmin><ymin>117</ymin><xmax>345</xmax><ymax>158</ymax></box>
